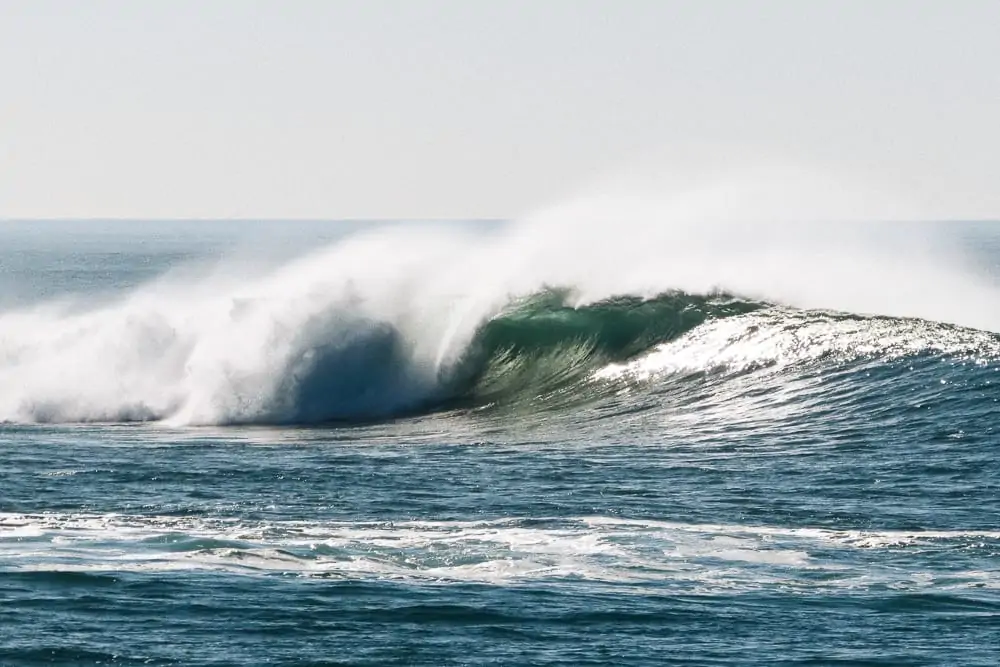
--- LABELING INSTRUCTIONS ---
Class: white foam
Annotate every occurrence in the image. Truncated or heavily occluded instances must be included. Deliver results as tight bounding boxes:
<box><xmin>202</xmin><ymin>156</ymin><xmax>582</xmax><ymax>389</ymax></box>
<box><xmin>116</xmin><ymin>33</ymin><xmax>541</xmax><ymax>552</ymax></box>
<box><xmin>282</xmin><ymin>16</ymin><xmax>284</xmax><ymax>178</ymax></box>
<box><xmin>4</xmin><ymin>512</ymin><xmax>998</xmax><ymax>594</ymax></box>
<box><xmin>596</xmin><ymin>307</ymin><xmax>1000</xmax><ymax>383</ymax></box>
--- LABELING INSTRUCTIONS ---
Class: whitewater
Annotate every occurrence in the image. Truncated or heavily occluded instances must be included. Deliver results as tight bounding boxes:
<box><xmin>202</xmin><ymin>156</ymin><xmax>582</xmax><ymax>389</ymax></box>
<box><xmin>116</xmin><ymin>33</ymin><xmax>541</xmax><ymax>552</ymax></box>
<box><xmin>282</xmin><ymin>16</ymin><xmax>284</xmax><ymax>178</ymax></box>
<box><xmin>2</xmin><ymin>171</ymin><xmax>1000</xmax><ymax>666</ymax></box>
<box><xmin>1</xmin><ymin>168</ymin><xmax>998</xmax><ymax>426</ymax></box>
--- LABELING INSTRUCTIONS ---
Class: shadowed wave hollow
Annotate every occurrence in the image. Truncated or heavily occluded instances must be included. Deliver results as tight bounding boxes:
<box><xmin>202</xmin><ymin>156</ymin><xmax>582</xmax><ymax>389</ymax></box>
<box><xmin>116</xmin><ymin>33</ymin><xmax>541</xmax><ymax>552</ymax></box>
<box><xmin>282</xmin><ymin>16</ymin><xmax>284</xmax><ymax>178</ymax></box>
<box><xmin>275</xmin><ymin>288</ymin><xmax>1000</xmax><ymax>425</ymax></box>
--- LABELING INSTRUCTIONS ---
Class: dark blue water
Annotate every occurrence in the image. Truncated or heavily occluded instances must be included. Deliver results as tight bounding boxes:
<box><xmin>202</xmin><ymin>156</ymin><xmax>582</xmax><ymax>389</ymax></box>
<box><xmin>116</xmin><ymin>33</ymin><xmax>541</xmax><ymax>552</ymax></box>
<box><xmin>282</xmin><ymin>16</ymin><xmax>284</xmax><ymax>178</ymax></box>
<box><xmin>1</xmin><ymin>221</ymin><xmax>999</xmax><ymax>666</ymax></box>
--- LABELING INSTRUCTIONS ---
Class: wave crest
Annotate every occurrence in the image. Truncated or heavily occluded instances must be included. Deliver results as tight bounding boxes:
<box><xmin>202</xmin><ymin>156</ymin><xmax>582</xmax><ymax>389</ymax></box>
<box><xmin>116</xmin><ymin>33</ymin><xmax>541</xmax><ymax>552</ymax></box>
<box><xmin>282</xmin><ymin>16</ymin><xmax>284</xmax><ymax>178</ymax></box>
<box><xmin>2</xmin><ymin>205</ymin><xmax>999</xmax><ymax>426</ymax></box>
<box><xmin>2</xmin><ymin>276</ymin><xmax>997</xmax><ymax>426</ymax></box>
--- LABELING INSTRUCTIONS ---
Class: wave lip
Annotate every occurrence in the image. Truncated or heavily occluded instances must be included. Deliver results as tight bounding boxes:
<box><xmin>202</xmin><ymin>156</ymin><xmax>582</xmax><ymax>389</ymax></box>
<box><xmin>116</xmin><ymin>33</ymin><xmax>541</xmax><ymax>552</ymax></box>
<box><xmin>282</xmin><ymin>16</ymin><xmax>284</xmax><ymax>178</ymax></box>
<box><xmin>445</xmin><ymin>289</ymin><xmax>763</xmax><ymax>409</ymax></box>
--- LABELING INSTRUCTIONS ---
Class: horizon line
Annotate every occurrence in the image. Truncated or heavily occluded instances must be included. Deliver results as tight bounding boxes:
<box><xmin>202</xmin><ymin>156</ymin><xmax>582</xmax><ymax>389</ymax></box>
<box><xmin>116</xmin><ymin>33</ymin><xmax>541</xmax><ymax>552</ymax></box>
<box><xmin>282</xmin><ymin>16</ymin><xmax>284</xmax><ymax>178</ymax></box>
<box><xmin>0</xmin><ymin>217</ymin><xmax>510</xmax><ymax>223</ymax></box>
<box><xmin>2</xmin><ymin>217</ymin><xmax>998</xmax><ymax>224</ymax></box>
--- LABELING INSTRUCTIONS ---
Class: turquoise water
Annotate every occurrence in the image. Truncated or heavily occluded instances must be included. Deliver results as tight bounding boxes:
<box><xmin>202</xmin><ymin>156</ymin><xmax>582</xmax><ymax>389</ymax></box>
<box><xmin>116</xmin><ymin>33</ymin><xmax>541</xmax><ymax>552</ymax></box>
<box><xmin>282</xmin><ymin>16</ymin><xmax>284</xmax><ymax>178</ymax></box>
<box><xmin>1</xmin><ymin>220</ymin><xmax>999</xmax><ymax>665</ymax></box>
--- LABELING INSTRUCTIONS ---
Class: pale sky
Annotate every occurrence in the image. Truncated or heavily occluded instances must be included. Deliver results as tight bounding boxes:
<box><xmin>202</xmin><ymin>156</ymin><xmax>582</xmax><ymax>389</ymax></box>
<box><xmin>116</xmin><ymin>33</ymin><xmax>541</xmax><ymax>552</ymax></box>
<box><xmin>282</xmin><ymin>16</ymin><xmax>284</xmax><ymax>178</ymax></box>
<box><xmin>2</xmin><ymin>1</ymin><xmax>999</xmax><ymax>220</ymax></box>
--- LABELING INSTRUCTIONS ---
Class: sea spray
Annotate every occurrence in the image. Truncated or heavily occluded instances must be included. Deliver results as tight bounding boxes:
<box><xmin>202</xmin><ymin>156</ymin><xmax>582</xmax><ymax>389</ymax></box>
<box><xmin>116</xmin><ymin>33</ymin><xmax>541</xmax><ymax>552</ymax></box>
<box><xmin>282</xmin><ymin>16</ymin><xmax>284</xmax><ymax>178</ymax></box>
<box><xmin>1</xmin><ymin>165</ymin><xmax>998</xmax><ymax>424</ymax></box>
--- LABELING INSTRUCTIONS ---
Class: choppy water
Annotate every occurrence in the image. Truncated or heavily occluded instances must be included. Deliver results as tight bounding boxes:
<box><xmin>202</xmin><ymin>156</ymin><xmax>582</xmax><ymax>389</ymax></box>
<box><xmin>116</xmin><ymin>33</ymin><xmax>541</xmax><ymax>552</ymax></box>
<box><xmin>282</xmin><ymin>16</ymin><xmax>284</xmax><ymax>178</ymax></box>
<box><xmin>1</xmin><ymin>219</ymin><xmax>999</xmax><ymax>666</ymax></box>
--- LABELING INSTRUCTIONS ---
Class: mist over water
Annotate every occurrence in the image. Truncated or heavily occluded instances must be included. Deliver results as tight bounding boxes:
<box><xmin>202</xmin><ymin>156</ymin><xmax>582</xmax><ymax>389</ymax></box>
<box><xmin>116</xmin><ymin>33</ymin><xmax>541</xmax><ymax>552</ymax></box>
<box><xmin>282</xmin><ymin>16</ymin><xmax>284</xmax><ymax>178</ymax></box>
<box><xmin>1</xmin><ymin>166</ymin><xmax>998</xmax><ymax>425</ymax></box>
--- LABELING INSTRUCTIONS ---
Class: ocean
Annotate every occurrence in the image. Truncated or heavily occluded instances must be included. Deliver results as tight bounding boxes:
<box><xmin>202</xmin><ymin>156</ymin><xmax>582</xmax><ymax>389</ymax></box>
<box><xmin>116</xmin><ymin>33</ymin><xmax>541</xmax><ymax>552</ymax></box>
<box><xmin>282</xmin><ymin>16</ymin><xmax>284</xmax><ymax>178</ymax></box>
<box><xmin>1</xmin><ymin>216</ymin><xmax>998</xmax><ymax>666</ymax></box>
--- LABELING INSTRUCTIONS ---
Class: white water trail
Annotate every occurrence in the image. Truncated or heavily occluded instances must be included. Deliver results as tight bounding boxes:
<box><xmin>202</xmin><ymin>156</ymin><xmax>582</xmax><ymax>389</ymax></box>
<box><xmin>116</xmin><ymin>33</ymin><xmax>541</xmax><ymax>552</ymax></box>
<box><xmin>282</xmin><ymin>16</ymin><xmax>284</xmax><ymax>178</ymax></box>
<box><xmin>0</xmin><ymin>163</ymin><xmax>997</xmax><ymax>424</ymax></box>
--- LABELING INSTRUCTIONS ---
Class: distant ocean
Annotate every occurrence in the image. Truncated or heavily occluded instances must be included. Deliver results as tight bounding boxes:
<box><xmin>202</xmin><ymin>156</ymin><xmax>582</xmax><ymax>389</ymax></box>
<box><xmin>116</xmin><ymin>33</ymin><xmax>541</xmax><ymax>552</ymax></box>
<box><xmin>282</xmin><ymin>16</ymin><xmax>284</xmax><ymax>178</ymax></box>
<box><xmin>1</xmin><ymin>217</ymin><xmax>999</xmax><ymax>666</ymax></box>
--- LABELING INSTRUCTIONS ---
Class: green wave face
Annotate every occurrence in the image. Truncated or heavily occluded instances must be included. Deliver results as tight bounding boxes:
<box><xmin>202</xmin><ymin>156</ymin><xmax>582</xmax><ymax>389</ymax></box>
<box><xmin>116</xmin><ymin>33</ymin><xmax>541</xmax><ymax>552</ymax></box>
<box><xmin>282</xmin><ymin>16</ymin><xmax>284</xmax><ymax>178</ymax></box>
<box><xmin>447</xmin><ymin>289</ymin><xmax>765</xmax><ymax>408</ymax></box>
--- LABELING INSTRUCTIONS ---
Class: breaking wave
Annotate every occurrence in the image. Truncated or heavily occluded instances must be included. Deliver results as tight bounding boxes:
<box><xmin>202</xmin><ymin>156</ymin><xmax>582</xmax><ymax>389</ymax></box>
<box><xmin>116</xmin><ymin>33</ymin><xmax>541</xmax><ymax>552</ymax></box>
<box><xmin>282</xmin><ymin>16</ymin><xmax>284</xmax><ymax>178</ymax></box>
<box><xmin>1</xmin><ymin>167</ymin><xmax>999</xmax><ymax>425</ymax></box>
<box><xmin>1</xmin><ymin>279</ymin><xmax>997</xmax><ymax>426</ymax></box>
